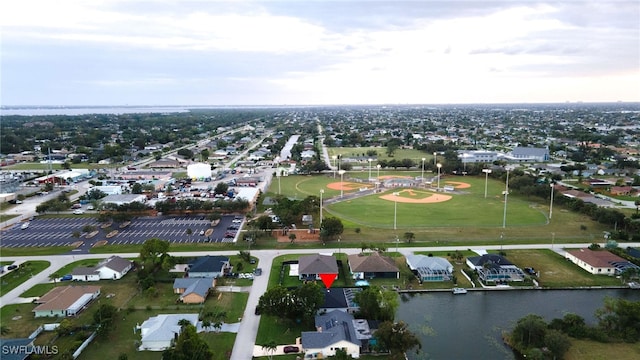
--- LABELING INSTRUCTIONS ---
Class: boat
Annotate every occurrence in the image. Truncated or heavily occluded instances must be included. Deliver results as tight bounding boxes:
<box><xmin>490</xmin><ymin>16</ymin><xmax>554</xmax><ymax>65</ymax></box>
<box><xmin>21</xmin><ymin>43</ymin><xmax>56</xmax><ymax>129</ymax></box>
<box><xmin>452</xmin><ymin>287</ymin><xmax>468</xmax><ymax>294</ymax></box>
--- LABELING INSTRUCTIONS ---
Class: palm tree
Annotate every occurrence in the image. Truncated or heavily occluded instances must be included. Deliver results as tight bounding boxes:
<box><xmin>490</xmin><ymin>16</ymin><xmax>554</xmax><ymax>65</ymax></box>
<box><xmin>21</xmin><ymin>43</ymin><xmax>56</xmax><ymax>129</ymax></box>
<box><xmin>635</xmin><ymin>199</ymin><xmax>640</xmax><ymax>214</ymax></box>
<box><xmin>261</xmin><ymin>341</ymin><xmax>278</xmax><ymax>360</ymax></box>
<box><xmin>403</xmin><ymin>232</ymin><xmax>415</xmax><ymax>243</ymax></box>
<box><xmin>177</xmin><ymin>319</ymin><xmax>192</xmax><ymax>328</ymax></box>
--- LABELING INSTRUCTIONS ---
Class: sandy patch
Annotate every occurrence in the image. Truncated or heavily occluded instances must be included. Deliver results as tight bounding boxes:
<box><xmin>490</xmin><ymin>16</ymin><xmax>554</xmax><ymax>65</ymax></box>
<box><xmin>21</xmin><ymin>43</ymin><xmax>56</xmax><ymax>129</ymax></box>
<box><xmin>276</xmin><ymin>229</ymin><xmax>320</xmax><ymax>243</ymax></box>
<box><xmin>380</xmin><ymin>190</ymin><xmax>452</xmax><ymax>204</ymax></box>
<box><xmin>444</xmin><ymin>181</ymin><xmax>471</xmax><ymax>189</ymax></box>
<box><xmin>327</xmin><ymin>182</ymin><xmax>372</xmax><ymax>191</ymax></box>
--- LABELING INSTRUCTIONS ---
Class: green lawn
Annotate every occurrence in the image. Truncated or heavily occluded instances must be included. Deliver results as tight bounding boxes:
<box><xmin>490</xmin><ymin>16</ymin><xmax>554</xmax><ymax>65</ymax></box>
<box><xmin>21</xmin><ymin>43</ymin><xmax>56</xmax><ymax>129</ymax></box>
<box><xmin>0</xmin><ymin>246</ymin><xmax>74</xmax><ymax>257</ymax></box>
<box><xmin>0</xmin><ymin>261</ymin><xmax>50</xmax><ymax>296</ymax></box>
<box><xmin>266</xmin><ymin>174</ymin><xmax>609</xmax><ymax>244</ymax></box>
<box><xmin>498</xmin><ymin>249</ymin><xmax>624</xmax><ymax>288</ymax></box>
<box><xmin>20</xmin><ymin>283</ymin><xmax>57</xmax><ymax>297</ymax></box>
<box><xmin>565</xmin><ymin>338</ymin><xmax>640</xmax><ymax>360</ymax></box>
<box><xmin>328</xmin><ymin>146</ymin><xmax>435</xmax><ymax>163</ymax></box>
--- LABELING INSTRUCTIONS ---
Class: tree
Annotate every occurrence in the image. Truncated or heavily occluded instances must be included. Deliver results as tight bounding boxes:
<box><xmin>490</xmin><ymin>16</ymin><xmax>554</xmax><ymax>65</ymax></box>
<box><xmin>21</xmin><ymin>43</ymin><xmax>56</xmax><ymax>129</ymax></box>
<box><xmin>354</xmin><ymin>286</ymin><xmax>398</xmax><ymax>322</ymax></box>
<box><xmin>139</xmin><ymin>238</ymin><xmax>170</xmax><ymax>268</ymax></box>
<box><xmin>403</xmin><ymin>232</ymin><xmax>415</xmax><ymax>243</ymax></box>
<box><xmin>1</xmin><ymin>325</ymin><xmax>10</xmax><ymax>335</ymax></box>
<box><xmin>374</xmin><ymin>321</ymin><xmax>422</xmax><ymax>359</ymax></box>
<box><xmin>162</xmin><ymin>323</ymin><xmax>213</xmax><ymax>360</ymax></box>
<box><xmin>544</xmin><ymin>329</ymin><xmax>571</xmax><ymax>359</ymax></box>
<box><xmin>49</xmin><ymin>272</ymin><xmax>59</xmax><ymax>285</ymax></box>
<box><xmin>320</xmin><ymin>217</ymin><xmax>344</xmax><ymax>242</ymax></box>
<box><xmin>214</xmin><ymin>182</ymin><xmax>229</xmax><ymax>195</ymax></box>
<box><xmin>93</xmin><ymin>303</ymin><xmax>117</xmax><ymax>336</ymax></box>
<box><xmin>200</xmin><ymin>149</ymin><xmax>210</xmax><ymax>162</ymax></box>
<box><xmin>289</xmin><ymin>233</ymin><xmax>296</xmax><ymax>243</ymax></box>
<box><xmin>260</xmin><ymin>340</ymin><xmax>278</xmax><ymax>360</ymax></box>
<box><xmin>131</xmin><ymin>183</ymin><xmax>143</xmax><ymax>194</ymax></box>
<box><xmin>511</xmin><ymin>314</ymin><xmax>548</xmax><ymax>349</ymax></box>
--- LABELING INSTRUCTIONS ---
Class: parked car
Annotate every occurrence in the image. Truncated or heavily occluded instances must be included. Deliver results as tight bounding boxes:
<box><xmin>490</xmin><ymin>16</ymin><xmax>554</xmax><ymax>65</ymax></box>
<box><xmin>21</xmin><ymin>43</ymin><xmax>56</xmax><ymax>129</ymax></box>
<box><xmin>283</xmin><ymin>346</ymin><xmax>299</xmax><ymax>354</ymax></box>
<box><xmin>254</xmin><ymin>268</ymin><xmax>262</xmax><ymax>276</ymax></box>
<box><xmin>7</xmin><ymin>264</ymin><xmax>18</xmax><ymax>271</ymax></box>
<box><xmin>87</xmin><ymin>205</ymin><xmax>95</xmax><ymax>210</ymax></box>
<box><xmin>21</xmin><ymin>222</ymin><xmax>30</xmax><ymax>230</ymax></box>
<box><xmin>73</xmin><ymin>209</ymin><xmax>85</xmax><ymax>215</ymax></box>
<box><xmin>60</xmin><ymin>274</ymin><xmax>72</xmax><ymax>281</ymax></box>
<box><xmin>199</xmin><ymin>230</ymin><xmax>205</xmax><ymax>236</ymax></box>
<box><xmin>72</xmin><ymin>203</ymin><xmax>82</xmax><ymax>209</ymax></box>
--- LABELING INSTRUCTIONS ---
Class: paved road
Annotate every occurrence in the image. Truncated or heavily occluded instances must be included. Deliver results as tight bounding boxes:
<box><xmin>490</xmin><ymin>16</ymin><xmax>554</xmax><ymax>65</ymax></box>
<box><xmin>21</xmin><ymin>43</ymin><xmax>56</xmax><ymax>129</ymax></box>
<box><xmin>2</xmin><ymin>242</ymin><xmax>639</xmax><ymax>360</ymax></box>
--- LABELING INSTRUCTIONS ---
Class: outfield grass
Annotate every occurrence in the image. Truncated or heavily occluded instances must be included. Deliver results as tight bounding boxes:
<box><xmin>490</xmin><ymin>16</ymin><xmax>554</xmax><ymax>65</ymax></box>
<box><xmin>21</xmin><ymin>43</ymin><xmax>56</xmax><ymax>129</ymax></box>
<box><xmin>266</xmin><ymin>174</ymin><xmax>610</xmax><ymax>244</ymax></box>
<box><xmin>328</xmin><ymin>146</ymin><xmax>435</xmax><ymax>163</ymax></box>
<box><xmin>0</xmin><ymin>261</ymin><xmax>50</xmax><ymax>296</ymax></box>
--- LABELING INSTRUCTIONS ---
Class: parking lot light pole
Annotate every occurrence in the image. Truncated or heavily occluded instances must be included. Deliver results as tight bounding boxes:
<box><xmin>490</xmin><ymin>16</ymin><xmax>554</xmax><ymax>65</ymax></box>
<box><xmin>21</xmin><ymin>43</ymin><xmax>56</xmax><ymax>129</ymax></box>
<box><xmin>393</xmin><ymin>192</ymin><xmax>400</xmax><ymax>230</ymax></box>
<box><xmin>482</xmin><ymin>168</ymin><xmax>492</xmax><ymax>198</ymax></box>
<box><xmin>339</xmin><ymin>170</ymin><xmax>346</xmax><ymax>198</ymax></box>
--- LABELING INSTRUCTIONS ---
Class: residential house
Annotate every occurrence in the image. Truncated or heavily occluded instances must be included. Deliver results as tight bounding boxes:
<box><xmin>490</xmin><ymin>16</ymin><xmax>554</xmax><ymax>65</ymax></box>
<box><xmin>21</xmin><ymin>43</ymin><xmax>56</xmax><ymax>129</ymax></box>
<box><xmin>33</xmin><ymin>285</ymin><xmax>101</xmax><ymax>318</ymax></box>
<box><xmin>466</xmin><ymin>254</ymin><xmax>525</xmax><ymax>284</ymax></box>
<box><xmin>318</xmin><ymin>287</ymin><xmax>362</xmax><ymax>314</ymax></box>
<box><xmin>173</xmin><ymin>278</ymin><xmax>215</xmax><ymax>304</ymax></box>
<box><xmin>187</xmin><ymin>256</ymin><xmax>230</xmax><ymax>278</ymax></box>
<box><xmin>70</xmin><ymin>256</ymin><xmax>133</xmax><ymax>282</ymax></box>
<box><xmin>405</xmin><ymin>254</ymin><xmax>454</xmax><ymax>282</ymax></box>
<box><xmin>565</xmin><ymin>249</ymin><xmax>640</xmax><ymax>275</ymax></box>
<box><xmin>348</xmin><ymin>252</ymin><xmax>399</xmax><ymax>280</ymax></box>
<box><xmin>298</xmin><ymin>254</ymin><xmax>339</xmax><ymax>281</ymax></box>
<box><xmin>71</xmin><ymin>267</ymin><xmax>100</xmax><ymax>282</ymax></box>
<box><xmin>138</xmin><ymin>314</ymin><xmax>200</xmax><ymax>351</ymax></box>
<box><xmin>301</xmin><ymin>310</ymin><xmax>361</xmax><ymax>359</ymax></box>
<box><xmin>610</xmin><ymin>186</ymin><xmax>633</xmax><ymax>196</ymax></box>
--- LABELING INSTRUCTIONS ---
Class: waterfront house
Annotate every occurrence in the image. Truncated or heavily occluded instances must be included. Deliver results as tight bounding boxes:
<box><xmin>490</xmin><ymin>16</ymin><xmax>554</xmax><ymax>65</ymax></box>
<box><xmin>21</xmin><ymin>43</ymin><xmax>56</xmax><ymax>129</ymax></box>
<box><xmin>565</xmin><ymin>249</ymin><xmax>640</xmax><ymax>275</ymax></box>
<box><xmin>301</xmin><ymin>310</ymin><xmax>360</xmax><ymax>358</ymax></box>
<box><xmin>348</xmin><ymin>252</ymin><xmax>399</xmax><ymax>280</ymax></box>
<box><xmin>466</xmin><ymin>254</ymin><xmax>525</xmax><ymax>284</ymax></box>
<box><xmin>406</xmin><ymin>254</ymin><xmax>454</xmax><ymax>282</ymax></box>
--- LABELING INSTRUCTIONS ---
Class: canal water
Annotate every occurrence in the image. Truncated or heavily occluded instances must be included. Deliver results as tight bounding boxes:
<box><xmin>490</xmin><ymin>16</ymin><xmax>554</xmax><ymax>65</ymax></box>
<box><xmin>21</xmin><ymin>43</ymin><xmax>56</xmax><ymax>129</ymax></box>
<box><xmin>396</xmin><ymin>289</ymin><xmax>640</xmax><ymax>360</ymax></box>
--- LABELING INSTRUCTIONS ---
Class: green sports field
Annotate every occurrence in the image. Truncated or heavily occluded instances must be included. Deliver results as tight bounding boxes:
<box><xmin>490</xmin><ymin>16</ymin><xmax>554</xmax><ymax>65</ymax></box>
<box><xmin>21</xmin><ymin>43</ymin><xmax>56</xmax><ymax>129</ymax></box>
<box><xmin>266</xmin><ymin>173</ymin><xmax>609</xmax><ymax>243</ymax></box>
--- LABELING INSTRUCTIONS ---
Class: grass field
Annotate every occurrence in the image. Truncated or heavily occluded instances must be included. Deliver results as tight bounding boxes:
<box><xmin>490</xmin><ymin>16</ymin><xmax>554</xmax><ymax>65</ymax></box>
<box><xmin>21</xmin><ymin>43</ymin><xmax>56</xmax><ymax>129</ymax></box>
<box><xmin>0</xmin><ymin>261</ymin><xmax>50</xmax><ymax>296</ymax></box>
<box><xmin>328</xmin><ymin>146</ymin><xmax>436</xmax><ymax>164</ymax></box>
<box><xmin>266</xmin><ymin>174</ymin><xmax>610</xmax><ymax>244</ymax></box>
<box><xmin>565</xmin><ymin>338</ymin><xmax>640</xmax><ymax>360</ymax></box>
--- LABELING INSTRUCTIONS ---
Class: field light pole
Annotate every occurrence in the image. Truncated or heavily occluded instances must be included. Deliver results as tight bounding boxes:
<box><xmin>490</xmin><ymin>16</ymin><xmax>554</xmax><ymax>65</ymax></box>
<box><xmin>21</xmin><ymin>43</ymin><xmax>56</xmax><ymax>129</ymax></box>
<box><xmin>436</xmin><ymin>163</ymin><xmax>442</xmax><ymax>191</ymax></box>
<box><xmin>332</xmin><ymin>155</ymin><xmax>337</xmax><ymax>178</ymax></box>
<box><xmin>368</xmin><ymin>159</ymin><xmax>372</xmax><ymax>182</ymax></box>
<box><xmin>502</xmin><ymin>168</ymin><xmax>510</xmax><ymax>228</ymax></box>
<box><xmin>433</xmin><ymin>152</ymin><xmax>437</xmax><ymax>166</ymax></box>
<box><xmin>339</xmin><ymin>170</ymin><xmax>346</xmax><ymax>198</ymax></box>
<box><xmin>482</xmin><ymin>168</ymin><xmax>492</xmax><ymax>198</ymax></box>
<box><xmin>275</xmin><ymin>156</ymin><xmax>281</xmax><ymax>195</ymax></box>
<box><xmin>549</xmin><ymin>182</ymin><xmax>555</xmax><ymax>220</ymax></box>
<box><xmin>421</xmin><ymin>158</ymin><xmax>426</xmax><ymax>185</ymax></box>
<box><xmin>393</xmin><ymin>192</ymin><xmax>400</xmax><ymax>230</ymax></box>
<box><xmin>376</xmin><ymin>164</ymin><xmax>381</xmax><ymax>179</ymax></box>
<box><xmin>320</xmin><ymin>189</ymin><xmax>324</xmax><ymax>225</ymax></box>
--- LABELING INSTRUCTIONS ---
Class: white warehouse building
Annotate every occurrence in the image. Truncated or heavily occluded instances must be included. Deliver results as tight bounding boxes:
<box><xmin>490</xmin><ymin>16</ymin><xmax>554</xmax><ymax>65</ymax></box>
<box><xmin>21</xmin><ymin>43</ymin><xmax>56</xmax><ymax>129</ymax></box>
<box><xmin>187</xmin><ymin>163</ymin><xmax>212</xmax><ymax>180</ymax></box>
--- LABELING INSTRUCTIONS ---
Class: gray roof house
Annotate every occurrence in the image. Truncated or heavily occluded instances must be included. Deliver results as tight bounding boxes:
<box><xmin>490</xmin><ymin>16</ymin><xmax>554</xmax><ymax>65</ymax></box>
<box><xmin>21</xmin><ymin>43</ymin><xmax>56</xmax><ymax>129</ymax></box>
<box><xmin>173</xmin><ymin>278</ymin><xmax>215</xmax><ymax>304</ymax></box>
<box><xmin>406</xmin><ymin>254</ymin><xmax>454</xmax><ymax>282</ymax></box>
<box><xmin>187</xmin><ymin>256</ymin><xmax>230</xmax><ymax>278</ymax></box>
<box><xmin>70</xmin><ymin>256</ymin><xmax>133</xmax><ymax>281</ymax></box>
<box><xmin>301</xmin><ymin>310</ymin><xmax>361</xmax><ymax>359</ymax></box>
<box><xmin>348</xmin><ymin>252</ymin><xmax>399</xmax><ymax>280</ymax></box>
<box><xmin>137</xmin><ymin>313</ymin><xmax>200</xmax><ymax>351</ymax></box>
<box><xmin>298</xmin><ymin>254</ymin><xmax>339</xmax><ymax>281</ymax></box>
<box><xmin>467</xmin><ymin>254</ymin><xmax>525</xmax><ymax>284</ymax></box>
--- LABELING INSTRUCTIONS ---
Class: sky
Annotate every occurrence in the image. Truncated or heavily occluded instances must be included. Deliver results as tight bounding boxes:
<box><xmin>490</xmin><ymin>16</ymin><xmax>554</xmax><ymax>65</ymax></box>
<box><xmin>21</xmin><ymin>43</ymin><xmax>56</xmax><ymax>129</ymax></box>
<box><xmin>1</xmin><ymin>0</ymin><xmax>639</xmax><ymax>106</ymax></box>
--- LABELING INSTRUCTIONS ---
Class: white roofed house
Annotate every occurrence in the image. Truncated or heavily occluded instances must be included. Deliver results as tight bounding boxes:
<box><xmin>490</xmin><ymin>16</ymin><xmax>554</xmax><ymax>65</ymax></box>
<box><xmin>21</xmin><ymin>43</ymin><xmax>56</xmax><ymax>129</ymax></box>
<box><xmin>406</xmin><ymin>254</ymin><xmax>454</xmax><ymax>282</ymax></box>
<box><xmin>503</xmin><ymin>147</ymin><xmax>549</xmax><ymax>162</ymax></box>
<box><xmin>70</xmin><ymin>256</ymin><xmax>133</xmax><ymax>281</ymax></box>
<box><xmin>137</xmin><ymin>314</ymin><xmax>200</xmax><ymax>351</ymax></box>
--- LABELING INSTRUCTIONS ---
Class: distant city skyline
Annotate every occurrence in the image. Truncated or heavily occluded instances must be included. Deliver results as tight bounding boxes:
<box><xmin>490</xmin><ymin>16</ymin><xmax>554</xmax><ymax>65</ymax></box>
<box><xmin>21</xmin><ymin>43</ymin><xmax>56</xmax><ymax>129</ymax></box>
<box><xmin>1</xmin><ymin>1</ymin><xmax>639</xmax><ymax>106</ymax></box>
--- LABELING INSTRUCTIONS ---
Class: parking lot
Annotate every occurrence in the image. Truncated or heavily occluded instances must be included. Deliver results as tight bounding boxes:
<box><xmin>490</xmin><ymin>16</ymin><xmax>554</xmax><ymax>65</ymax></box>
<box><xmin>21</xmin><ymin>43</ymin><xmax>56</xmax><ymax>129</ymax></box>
<box><xmin>0</xmin><ymin>214</ymin><xmax>244</xmax><ymax>248</ymax></box>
